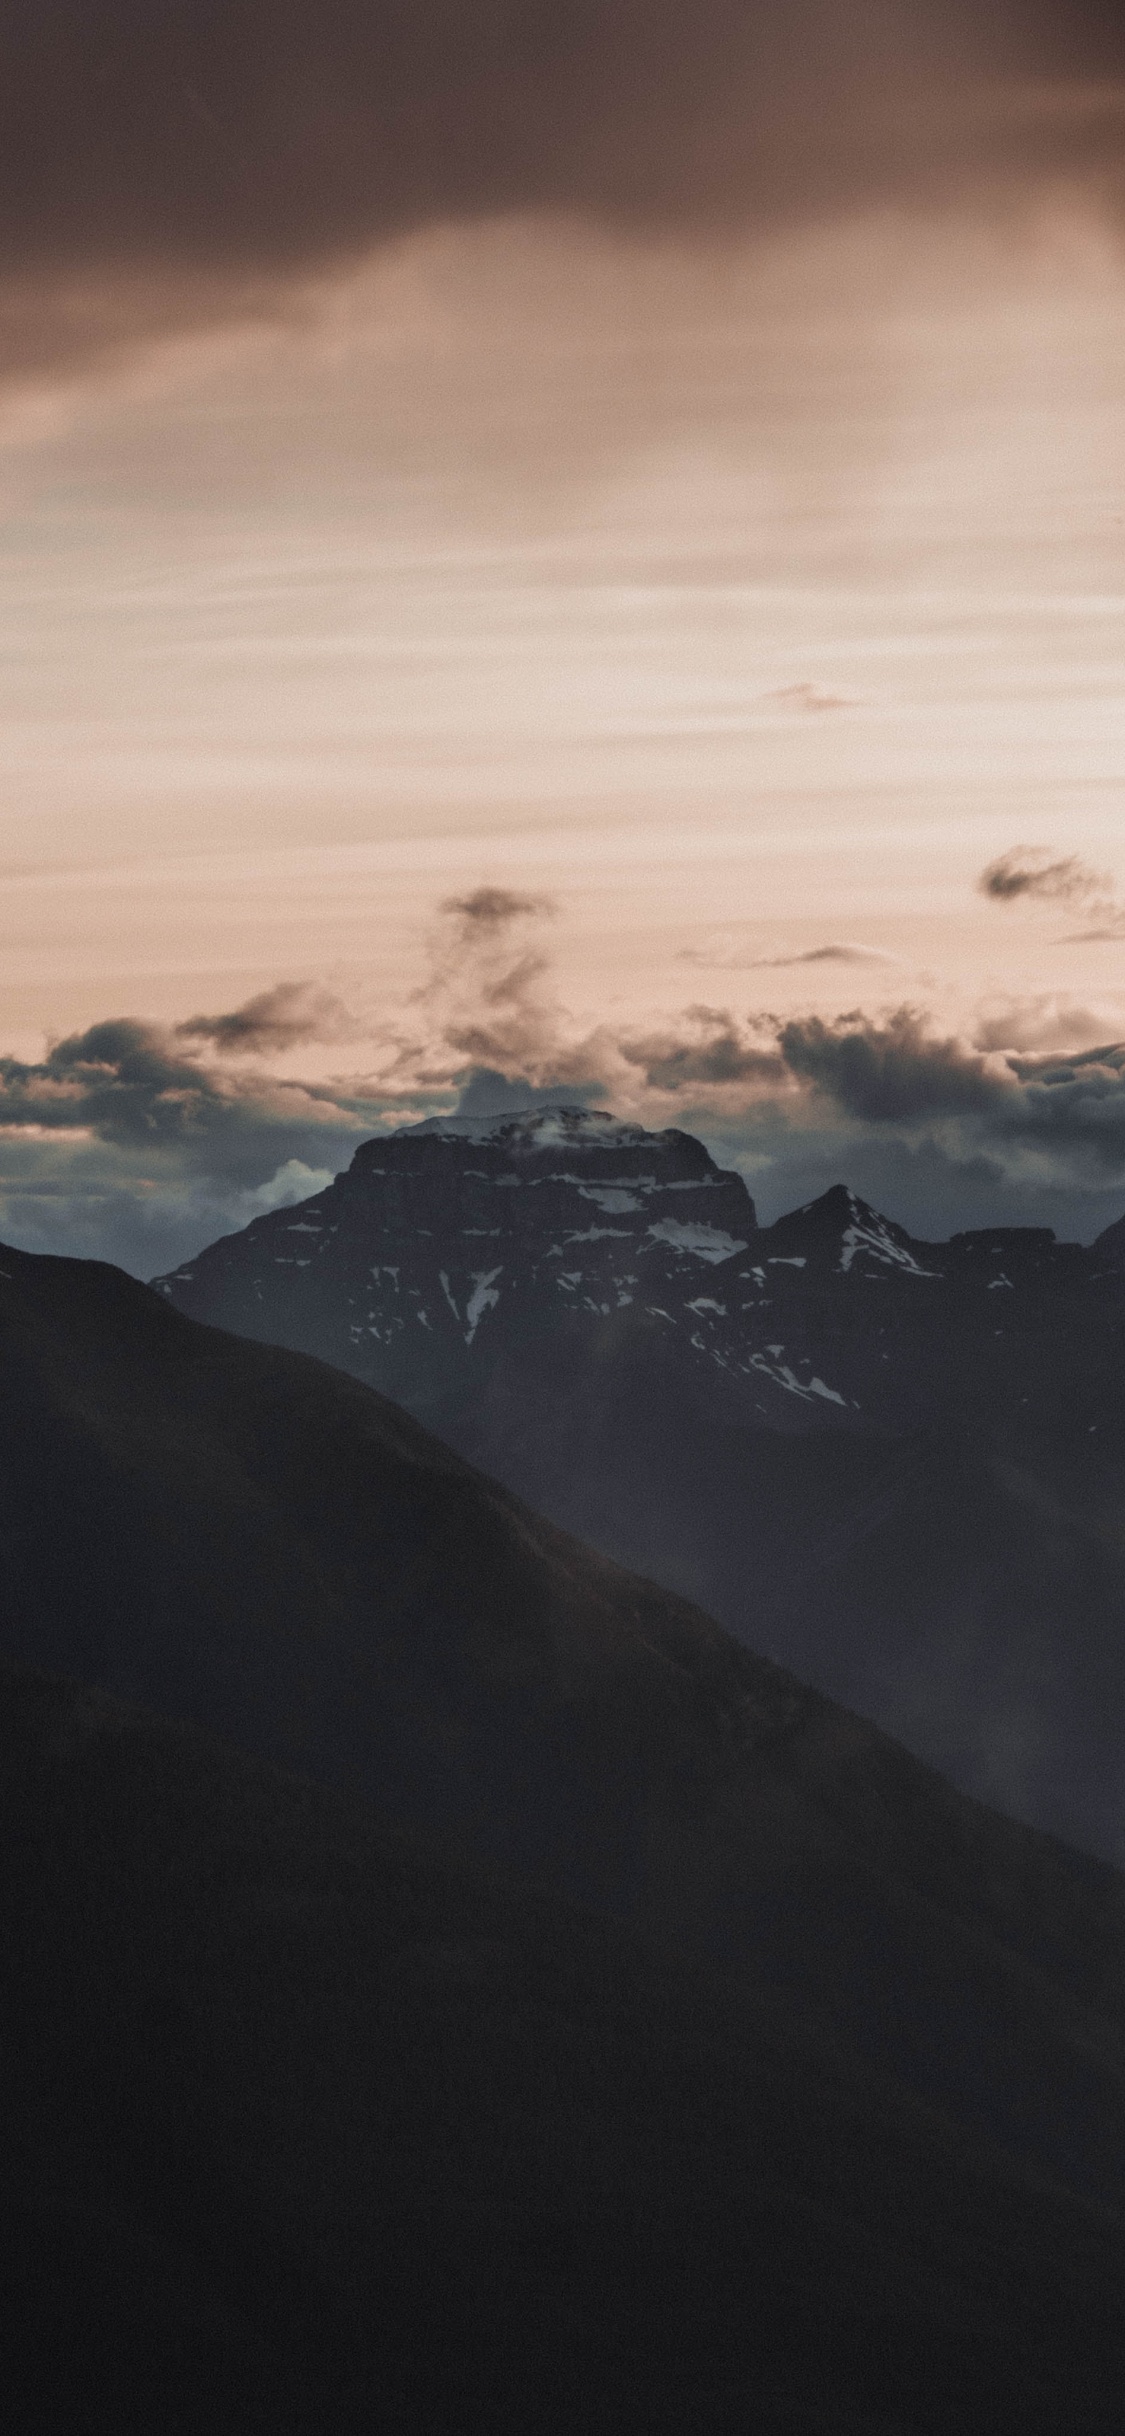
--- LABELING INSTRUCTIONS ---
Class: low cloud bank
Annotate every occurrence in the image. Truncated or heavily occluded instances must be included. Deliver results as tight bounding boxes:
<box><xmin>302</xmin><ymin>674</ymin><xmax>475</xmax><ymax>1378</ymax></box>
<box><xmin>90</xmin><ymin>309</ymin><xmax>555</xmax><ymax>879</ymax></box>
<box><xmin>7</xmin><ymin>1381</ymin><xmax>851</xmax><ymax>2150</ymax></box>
<box><xmin>5</xmin><ymin>873</ymin><xmax>1125</xmax><ymax>1270</ymax></box>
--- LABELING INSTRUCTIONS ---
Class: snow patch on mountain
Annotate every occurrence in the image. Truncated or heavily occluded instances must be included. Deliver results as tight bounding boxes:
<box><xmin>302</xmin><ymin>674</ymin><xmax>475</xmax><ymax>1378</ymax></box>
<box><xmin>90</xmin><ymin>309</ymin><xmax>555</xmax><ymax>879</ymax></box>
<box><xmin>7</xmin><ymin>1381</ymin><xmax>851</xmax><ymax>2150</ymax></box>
<box><xmin>839</xmin><ymin>1221</ymin><xmax>938</xmax><ymax>1279</ymax></box>
<box><xmin>749</xmin><ymin>1349</ymin><xmax>846</xmax><ymax>1406</ymax></box>
<box><xmin>647</xmin><ymin>1220</ymin><xmax>749</xmax><ymax>1264</ymax></box>
<box><xmin>465</xmin><ymin>1270</ymin><xmax>503</xmax><ymax>1342</ymax></box>
<box><xmin>577</xmin><ymin>1186</ymin><xmax>644</xmax><ymax>1213</ymax></box>
<box><xmin>565</xmin><ymin>1226</ymin><xmax>633</xmax><ymax>1244</ymax></box>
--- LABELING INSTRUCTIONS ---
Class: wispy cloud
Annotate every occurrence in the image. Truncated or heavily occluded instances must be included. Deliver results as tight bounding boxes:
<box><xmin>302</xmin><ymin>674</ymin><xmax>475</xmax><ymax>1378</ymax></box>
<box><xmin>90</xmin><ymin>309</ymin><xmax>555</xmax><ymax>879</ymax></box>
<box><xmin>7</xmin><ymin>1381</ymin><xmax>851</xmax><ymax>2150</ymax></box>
<box><xmin>760</xmin><ymin>683</ymin><xmax>855</xmax><ymax>712</ymax></box>
<box><xmin>679</xmin><ymin>939</ymin><xmax>898</xmax><ymax>973</ymax></box>
<box><xmin>178</xmin><ymin>981</ymin><xmax>356</xmax><ymax>1056</ymax></box>
<box><xmin>749</xmin><ymin>944</ymin><xmax>897</xmax><ymax>971</ymax></box>
<box><xmin>403</xmin><ymin>888</ymin><xmax>565</xmax><ymax>1080</ymax></box>
<box><xmin>979</xmin><ymin>846</ymin><xmax>1125</xmax><ymax>938</ymax></box>
<box><xmin>980</xmin><ymin>846</ymin><xmax>1109</xmax><ymax>905</ymax></box>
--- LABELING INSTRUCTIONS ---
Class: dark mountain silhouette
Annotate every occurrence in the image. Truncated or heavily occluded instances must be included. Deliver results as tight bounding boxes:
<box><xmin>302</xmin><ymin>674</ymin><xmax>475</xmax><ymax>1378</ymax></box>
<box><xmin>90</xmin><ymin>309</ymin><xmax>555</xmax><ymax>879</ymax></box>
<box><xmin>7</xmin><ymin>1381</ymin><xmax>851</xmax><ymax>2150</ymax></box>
<box><xmin>7</xmin><ymin>1660</ymin><xmax>1125</xmax><ymax>2435</ymax></box>
<box><xmin>4</xmin><ymin>1235</ymin><xmax>1125</xmax><ymax>2233</ymax></box>
<box><xmin>154</xmin><ymin>1110</ymin><xmax>1125</xmax><ymax>1859</ymax></box>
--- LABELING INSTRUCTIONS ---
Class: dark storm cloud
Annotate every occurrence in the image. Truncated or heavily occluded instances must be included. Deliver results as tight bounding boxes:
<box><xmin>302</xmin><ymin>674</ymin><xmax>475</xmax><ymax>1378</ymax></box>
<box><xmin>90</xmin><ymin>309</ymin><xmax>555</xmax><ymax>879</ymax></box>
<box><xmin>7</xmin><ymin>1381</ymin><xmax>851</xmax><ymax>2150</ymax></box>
<box><xmin>0</xmin><ymin>1012</ymin><xmax>379</xmax><ymax>1151</ymax></box>
<box><xmin>5</xmin><ymin>3</ymin><xmax>1125</xmax><ymax>377</ymax></box>
<box><xmin>604</xmin><ymin>1000</ymin><xmax>1125</xmax><ymax>1221</ymax></box>
<box><xmin>671</xmin><ymin>1012</ymin><xmax>1125</xmax><ymax>1241</ymax></box>
<box><xmin>0</xmin><ymin>1011</ymin><xmax>372</xmax><ymax>1272</ymax></box>
<box><xmin>0</xmin><ymin>1018</ymin><xmax>237</xmax><ymax>1146</ymax></box>
<box><xmin>1000</xmin><ymin>1042</ymin><xmax>1125</xmax><ymax>1165</ymax></box>
<box><xmin>777</xmin><ymin>1007</ymin><xmax>1005</xmax><ymax>1121</ymax></box>
<box><xmin>768</xmin><ymin>1008</ymin><xmax>1125</xmax><ymax>1173</ymax></box>
<box><xmin>0</xmin><ymin>990</ymin><xmax>459</xmax><ymax>1273</ymax></box>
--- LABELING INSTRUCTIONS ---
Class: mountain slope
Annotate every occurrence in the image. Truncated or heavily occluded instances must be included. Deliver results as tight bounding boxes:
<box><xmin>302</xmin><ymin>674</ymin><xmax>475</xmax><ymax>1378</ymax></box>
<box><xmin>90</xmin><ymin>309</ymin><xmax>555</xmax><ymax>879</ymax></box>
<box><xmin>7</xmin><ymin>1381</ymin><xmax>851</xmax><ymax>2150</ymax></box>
<box><xmin>153</xmin><ymin>1111</ymin><xmax>1125</xmax><ymax>1855</ymax></box>
<box><xmin>8</xmin><ymin>1661</ymin><xmax>1125</xmax><ymax>2435</ymax></box>
<box><xmin>4</xmin><ymin>1239</ymin><xmax>1125</xmax><ymax>2220</ymax></box>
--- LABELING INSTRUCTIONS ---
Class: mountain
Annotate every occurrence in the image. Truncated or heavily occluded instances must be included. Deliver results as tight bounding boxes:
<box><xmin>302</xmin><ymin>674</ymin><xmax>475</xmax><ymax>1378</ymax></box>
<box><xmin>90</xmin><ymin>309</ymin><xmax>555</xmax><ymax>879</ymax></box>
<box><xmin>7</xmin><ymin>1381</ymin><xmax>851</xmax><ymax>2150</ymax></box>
<box><xmin>5</xmin><ymin>1235</ymin><xmax>1125</xmax><ymax>2234</ymax></box>
<box><xmin>8</xmin><ymin>1660</ymin><xmax>1125</xmax><ymax>2435</ymax></box>
<box><xmin>157</xmin><ymin>1107</ymin><xmax>760</xmax><ymax>1417</ymax></box>
<box><xmin>154</xmin><ymin>1110</ymin><xmax>1125</xmax><ymax>1858</ymax></box>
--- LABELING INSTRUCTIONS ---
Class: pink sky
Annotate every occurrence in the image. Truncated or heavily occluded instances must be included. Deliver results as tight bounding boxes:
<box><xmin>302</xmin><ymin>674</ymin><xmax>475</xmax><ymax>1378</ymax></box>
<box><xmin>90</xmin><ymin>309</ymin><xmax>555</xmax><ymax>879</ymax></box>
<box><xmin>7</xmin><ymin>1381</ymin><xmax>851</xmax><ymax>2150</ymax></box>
<box><xmin>3</xmin><ymin>10</ymin><xmax>1125</xmax><ymax>1264</ymax></box>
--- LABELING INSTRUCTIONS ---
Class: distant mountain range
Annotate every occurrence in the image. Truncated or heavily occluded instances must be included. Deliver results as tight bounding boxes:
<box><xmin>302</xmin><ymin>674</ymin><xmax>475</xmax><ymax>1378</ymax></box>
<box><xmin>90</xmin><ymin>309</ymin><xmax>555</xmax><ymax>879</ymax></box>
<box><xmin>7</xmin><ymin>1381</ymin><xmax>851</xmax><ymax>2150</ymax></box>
<box><xmin>155</xmin><ymin>1107</ymin><xmax>1125</xmax><ymax>1859</ymax></box>
<box><xmin>6</xmin><ymin>1240</ymin><xmax>1125</xmax><ymax>2427</ymax></box>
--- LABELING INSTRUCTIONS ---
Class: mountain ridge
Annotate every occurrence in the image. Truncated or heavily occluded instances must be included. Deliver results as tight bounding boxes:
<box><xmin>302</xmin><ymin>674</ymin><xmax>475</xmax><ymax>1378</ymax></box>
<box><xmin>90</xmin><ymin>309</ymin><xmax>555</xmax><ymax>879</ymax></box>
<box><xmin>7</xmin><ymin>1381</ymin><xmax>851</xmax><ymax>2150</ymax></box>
<box><xmin>153</xmin><ymin>1107</ymin><xmax>1125</xmax><ymax>1430</ymax></box>
<box><xmin>151</xmin><ymin>1109</ymin><xmax>1125</xmax><ymax>1857</ymax></box>
<box><xmin>3</xmin><ymin>1236</ymin><xmax>1125</xmax><ymax>2220</ymax></box>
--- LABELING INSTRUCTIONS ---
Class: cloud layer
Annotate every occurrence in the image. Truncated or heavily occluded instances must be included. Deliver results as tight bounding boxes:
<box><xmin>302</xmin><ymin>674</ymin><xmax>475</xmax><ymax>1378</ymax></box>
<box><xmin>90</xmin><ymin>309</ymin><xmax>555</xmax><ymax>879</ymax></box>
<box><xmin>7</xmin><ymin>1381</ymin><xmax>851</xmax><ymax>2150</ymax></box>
<box><xmin>7</xmin><ymin>876</ymin><xmax>1125</xmax><ymax>1272</ymax></box>
<box><xmin>0</xmin><ymin>895</ymin><xmax>585</xmax><ymax>1271</ymax></box>
<box><xmin>6</xmin><ymin>3</ymin><xmax>1125</xmax><ymax>379</ymax></box>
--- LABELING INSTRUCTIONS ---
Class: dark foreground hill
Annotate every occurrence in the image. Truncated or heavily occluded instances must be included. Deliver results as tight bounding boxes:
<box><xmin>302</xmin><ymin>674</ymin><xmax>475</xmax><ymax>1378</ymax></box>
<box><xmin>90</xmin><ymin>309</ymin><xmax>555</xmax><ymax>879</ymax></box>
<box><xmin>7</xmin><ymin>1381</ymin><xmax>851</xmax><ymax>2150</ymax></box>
<box><xmin>154</xmin><ymin>1110</ymin><xmax>1125</xmax><ymax>1857</ymax></box>
<box><xmin>4</xmin><ymin>1240</ymin><xmax>1125</xmax><ymax>2229</ymax></box>
<box><xmin>6</xmin><ymin>1660</ymin><xmax>1125</xmax><ymax>2436</ymax></box>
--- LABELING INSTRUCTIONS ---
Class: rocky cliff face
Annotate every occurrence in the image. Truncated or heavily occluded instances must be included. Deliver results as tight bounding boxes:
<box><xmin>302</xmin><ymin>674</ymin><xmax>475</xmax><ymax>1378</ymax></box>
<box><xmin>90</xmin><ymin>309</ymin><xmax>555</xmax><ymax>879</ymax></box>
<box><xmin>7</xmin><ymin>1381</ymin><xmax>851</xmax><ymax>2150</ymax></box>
<box><xmin>155</xmin><ymin>1108</ymin><xmax>763</xmax><ymax>1416</ymax></box>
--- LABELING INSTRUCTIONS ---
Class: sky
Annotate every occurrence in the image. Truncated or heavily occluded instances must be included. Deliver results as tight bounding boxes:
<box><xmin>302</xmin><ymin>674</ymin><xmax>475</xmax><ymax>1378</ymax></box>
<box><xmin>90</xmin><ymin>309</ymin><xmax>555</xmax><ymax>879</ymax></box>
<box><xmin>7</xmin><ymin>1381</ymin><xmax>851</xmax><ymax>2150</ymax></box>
<box><xmin>4</xmin><ymin>2</ymin><xmax>1125</xmax><ymax>1271</ymax></box>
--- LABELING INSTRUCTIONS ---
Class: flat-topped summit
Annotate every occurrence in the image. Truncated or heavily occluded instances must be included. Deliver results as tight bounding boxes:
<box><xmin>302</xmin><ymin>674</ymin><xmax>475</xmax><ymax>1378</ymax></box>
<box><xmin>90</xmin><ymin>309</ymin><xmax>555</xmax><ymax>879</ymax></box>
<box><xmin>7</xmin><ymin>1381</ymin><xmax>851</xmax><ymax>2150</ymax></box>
<box><xmin>156</xmin><ymin>1109</ymin><xmax>758</xmax><ymax>1396</ymax></box>
<box><xmin>408</xmin><ymin>1103</ymin><xmax>656</xmax><ymax>1149</ymax></box>
<box><xmin>366</xmin><ymin>1102</ymin><xmax>737</xmax><ymax>1180</ymax></box>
